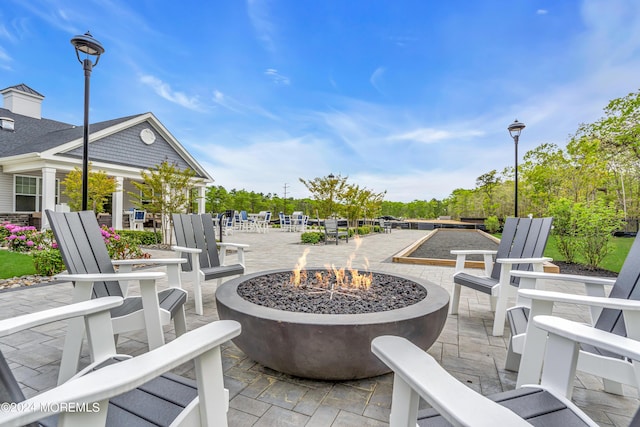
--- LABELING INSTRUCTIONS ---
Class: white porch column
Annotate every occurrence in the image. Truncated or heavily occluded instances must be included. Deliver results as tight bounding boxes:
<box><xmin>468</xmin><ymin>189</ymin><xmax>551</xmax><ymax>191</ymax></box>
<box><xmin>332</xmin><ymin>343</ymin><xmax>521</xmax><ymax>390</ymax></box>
<box><xmin>40</xmin><ymin>167</ymin><xmax>56</xmax><ymax>229</ymax></box>
<box><xmin>112</xmin><ymin>176</ymin><xmax>124</xmax><ymax>230</ymax></box>
<box><xmin>197</xmin><ymin>186</ymin><xmax>206</xmax><ymax>214</ymax></box>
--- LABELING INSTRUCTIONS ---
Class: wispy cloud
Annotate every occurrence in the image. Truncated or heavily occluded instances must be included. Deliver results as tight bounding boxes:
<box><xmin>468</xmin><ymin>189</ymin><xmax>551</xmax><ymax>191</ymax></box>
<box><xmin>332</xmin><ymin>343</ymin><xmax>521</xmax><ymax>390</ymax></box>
<box><xmin>139</xmin><ymin>75</ymin><xmax>205</xmax><ymax>111</ymax></box>
<box><xmin>247</xmin><ymin>0</ymin><xmax>276</xmax><ymax>52</ymax></box>
<box><xmin>536</xmin><ymin>9</ymin><xmax>548</xmax><ymax>15</ymax></box>
<box><xmin>370</xmin><ymin>67</ymin><xmax>385</xmax><ymax>94</ymax></box>
<box><xmin>264</xmin><ymin>68</ymin><xmax>290</xmax><ymax>85</ymax></box>
<box><xmin>389</xmin><ymin>128</ymin><xmax>485</xmax><ymax>144</ymax></box>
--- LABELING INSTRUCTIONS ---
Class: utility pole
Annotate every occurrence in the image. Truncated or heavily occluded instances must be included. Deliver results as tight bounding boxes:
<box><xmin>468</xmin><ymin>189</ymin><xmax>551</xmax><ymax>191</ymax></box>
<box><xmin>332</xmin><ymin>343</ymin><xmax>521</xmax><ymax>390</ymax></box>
<box><xmin>283</xmin><ymin>183</ymin><xmax>289</xmax><ymax>213</ymax></box>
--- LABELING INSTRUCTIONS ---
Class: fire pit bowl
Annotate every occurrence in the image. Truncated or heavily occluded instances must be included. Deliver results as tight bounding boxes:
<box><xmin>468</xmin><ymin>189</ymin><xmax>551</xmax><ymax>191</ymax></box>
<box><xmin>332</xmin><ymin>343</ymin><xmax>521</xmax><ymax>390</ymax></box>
<box><xmin>215</xmin><ymin>268</ymin><xmax>449</xmax><ymax>380</ymax></box>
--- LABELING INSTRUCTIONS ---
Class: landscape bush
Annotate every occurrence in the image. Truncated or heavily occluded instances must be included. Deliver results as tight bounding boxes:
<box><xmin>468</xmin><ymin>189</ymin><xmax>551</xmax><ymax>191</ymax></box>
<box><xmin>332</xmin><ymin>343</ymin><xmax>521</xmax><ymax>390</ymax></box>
<box><xmin>1</xmin><ymin>224</ymin><xmax>43</xmax><ymax>252</ymax></box>
<box><xmin>32</xmin><ymin>249</ymin><xmax>65</xmax><ymax>276</ymax></box>
<box><xmin>101</xmin><ymin>226</ymin><xmax>151</xmax><ymax>260</ymax></box>
<box><xmin>117</xmin><ymin>229</ymin><xmax>162</xmax><ymax>245</ymax></box>
<box><xmin>484</xmin><ymin>216</ymin><xmax>500</xmax><ymax>234</ymax></box>
<box><xmin>301</xmin><ymin>232</ymin><xmax>324</xmax><ymax>244</ymax></box>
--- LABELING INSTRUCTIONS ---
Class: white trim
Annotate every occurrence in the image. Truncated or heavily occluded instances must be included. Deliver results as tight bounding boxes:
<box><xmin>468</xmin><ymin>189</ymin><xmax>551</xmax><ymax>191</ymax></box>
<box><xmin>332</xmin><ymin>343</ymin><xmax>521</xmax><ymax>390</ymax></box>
<box><xmin>13</xmin><ymin>173</ymin><xmax>59</xmax><ymax>213</ymax></box>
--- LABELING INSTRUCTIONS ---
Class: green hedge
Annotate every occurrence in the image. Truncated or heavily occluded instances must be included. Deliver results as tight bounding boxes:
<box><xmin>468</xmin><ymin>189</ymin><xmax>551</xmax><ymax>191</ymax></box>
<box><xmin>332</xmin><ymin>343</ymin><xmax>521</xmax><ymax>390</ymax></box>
<box><xmin>117</xmin><ymin>230</ymin><xmax>163</xmax><ymax>245</ymax></box>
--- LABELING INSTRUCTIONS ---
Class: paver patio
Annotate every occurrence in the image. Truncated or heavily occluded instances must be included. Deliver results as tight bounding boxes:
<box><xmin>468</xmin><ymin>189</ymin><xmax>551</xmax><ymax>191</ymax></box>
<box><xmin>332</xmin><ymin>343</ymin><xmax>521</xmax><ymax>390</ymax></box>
<box><xmin>0</xmin><ymin>228</ymin><xmax>638</xmax><ymax>426</ymax></box>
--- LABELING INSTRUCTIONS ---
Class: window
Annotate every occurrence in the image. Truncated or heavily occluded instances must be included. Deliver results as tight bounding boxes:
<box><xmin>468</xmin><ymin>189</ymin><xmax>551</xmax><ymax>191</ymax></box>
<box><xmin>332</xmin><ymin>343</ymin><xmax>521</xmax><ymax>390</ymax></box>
<box><xmin>14</xmin><ymin>175</ymin><xmax>59</xmax><ymax>212</ymax></box>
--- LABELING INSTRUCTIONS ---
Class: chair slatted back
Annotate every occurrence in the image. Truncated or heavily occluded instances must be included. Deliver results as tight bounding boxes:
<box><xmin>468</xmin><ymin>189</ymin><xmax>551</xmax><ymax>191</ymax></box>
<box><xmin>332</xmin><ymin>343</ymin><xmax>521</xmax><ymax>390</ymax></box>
<box><xmin>490</xmin><ymin>217</ymin><xmax>553</xmax><ymax>287</ymax></box>
<box><xmin>594</xmin><ymin>234</ymin><xmax>640</xmax><ymax>337</ymax></box>
<box><xmin>173</xmin><ymin>214</ymin><xmax>221</xmax><ymax>273</ymax></box>
<box><xmin>325</xmin><ymin>219</ymin><xmax>338</xmax><ymax>233</ymax></box>
<box><xmin>46</xmin><ymin>210</ymin><xmax>122</xmax><ymax>298</ymax></box>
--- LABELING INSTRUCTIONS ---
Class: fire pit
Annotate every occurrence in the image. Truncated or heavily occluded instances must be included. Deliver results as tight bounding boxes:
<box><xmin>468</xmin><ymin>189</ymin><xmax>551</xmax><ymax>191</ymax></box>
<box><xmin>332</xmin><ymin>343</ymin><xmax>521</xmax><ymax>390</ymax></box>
<box><xmin>215</xmin><ymin>267</ymin><xmax>449</xmax><ymax>380</ymax></box>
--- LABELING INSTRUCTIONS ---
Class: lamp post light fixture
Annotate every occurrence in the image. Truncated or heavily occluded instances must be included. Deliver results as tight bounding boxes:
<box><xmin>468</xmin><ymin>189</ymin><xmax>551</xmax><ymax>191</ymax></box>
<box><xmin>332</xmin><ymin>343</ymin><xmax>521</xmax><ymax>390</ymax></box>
<box><xmin>70</xmin><ymin>31</ymin><xmax>105</xmax><ymax>211</ymax></box>
<box><xmin>507</xmin><ymin>119</ymin><xmax>526</xmax><ymax>218</ymax></box>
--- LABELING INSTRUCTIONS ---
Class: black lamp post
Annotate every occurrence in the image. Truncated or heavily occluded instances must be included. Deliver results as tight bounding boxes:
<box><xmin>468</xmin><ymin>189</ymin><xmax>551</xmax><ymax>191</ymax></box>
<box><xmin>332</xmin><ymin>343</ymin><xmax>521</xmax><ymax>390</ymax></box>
<box><xmin>70</xmin><ymin>31</ymin><xmax>105</xmax><ymax>211</ymax></box>
<box><xmin>507</xmin><ymin>119</ymin><xmax>526</xmax><ymax>218</ymax></box>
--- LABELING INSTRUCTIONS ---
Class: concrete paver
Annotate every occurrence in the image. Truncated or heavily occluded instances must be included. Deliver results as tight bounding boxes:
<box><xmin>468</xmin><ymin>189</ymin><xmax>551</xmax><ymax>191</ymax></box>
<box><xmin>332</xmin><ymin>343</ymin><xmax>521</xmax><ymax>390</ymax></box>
<box><xmin>0</xmin><ymin>227</ymin><xmax>638</xmax><ymax>425</ymax></box>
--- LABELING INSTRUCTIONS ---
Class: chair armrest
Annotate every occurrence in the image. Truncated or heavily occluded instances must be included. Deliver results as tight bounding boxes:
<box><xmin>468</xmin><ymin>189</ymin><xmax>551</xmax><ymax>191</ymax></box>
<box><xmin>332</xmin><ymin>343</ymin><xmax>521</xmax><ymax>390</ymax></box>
<box><xmin>510</xmin><ymin>270</ymin><xmax>616</xmax><ymax>287</ymax></box>
<box><xmin>218</xmin><ymin>243</ymin><xmax>250</xmax><ymax>250</ymax></box>
<box><xmin>55</xmin><ymin>271</ymin><xmax>166</xmax><ymax>283</ymax></box>
<box><xmin>0</xmin><ymin>297</ymin><xmax>123</xmax><ymax>338</ymax></box>
<box><xmin>450</xmin><ymin>249</ymin><xmax>498</xmax><ymax>255</ymax></box>
<box><xmin>371</xmin><ymin>336</ymin><xmax>530</xmax><ymax>426</ymax></box>
<box><xmin>0</xmin><ymin>320</ymin><xmax>242</xmax><ymax>427</ymax></box>
<box><xmin>519</xmin><ymin>289</ymin><xmax>640</xmax><ymax>311</ymax></box>
<box><xmin>171</xmin><ymin>245</ymin><xmax>202</xmax><ymax>254</ymax></box>
<box><xmin>533</xmin><ymin>315</ymin><xmax>640</xmax><ymax>362</ymax></box>
<box><xmin>496</xmin><ymin>257</ymin><xmax>552</xmax><ymax>264</ymax></box>
<box><xmin>112</xmin><ymin>258</ymin><xmax>187</xmax><ymax>266</ymax></box>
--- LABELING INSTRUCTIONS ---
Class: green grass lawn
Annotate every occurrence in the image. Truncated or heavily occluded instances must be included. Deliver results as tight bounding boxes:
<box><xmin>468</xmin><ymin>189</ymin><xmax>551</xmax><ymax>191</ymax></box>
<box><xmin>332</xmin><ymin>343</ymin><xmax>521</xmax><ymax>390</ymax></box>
<box><xmin>0</xmin><ymin>250</ymin><xmax>36</xmax><ymax>279</ymax></box>
<box><xmin>543</xmin><ymin>235</ymin><xmax>633</xmax><ymax>273</ymax></box>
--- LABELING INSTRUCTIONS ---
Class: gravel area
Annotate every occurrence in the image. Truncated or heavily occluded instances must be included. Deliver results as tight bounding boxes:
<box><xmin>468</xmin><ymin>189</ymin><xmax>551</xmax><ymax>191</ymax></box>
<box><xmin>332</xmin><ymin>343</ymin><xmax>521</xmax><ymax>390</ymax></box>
<box><xmin>238</xmin><ymin>271</ymin><xmax>427</xmax><ymax>314</ymax></box>
<box><xmin>408</xmin><ymin>230</ymin><xmax>498</xmax><ymax>261</ymax></box>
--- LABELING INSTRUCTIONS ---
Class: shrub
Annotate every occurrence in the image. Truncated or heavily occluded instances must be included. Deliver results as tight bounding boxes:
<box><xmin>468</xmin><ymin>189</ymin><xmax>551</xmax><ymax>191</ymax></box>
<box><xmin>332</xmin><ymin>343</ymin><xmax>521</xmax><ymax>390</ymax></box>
<box><xmin>548</xmin><ymin>198</ymin><xmax>580</xmax><ymax>263</ymax></box>
<box><xmin>354</xmin><ymin>226</ymin><xmax>371</xmax><ymax>235</ymax></box>
<box><xmin>32</xmin><ymin>249</ymin><xmax>66</xmax><ymax>276</ymax></box>
<box><xmin>118</xmin><ymin>229</ymin><xmax>162</xmax><ymax>245</ymax></box>
<box><xmin>484</xmin><ymin>216</ymin><xmax>500</xmax><ymax>234</ymax></box>
<box><xmin>301</xmin><ymin>232</ymin><xmax>324</xmax><ymax>244</ymax></box>
<box><xmin>3</xmin><ymin>224</ymin><xmax>43</xmax><ymax>253</ymax></box>
<box><xmin>100</xmin><ymin>226</ymin><xmax>150</xmax><ymax>260</ymax></box>
<box><xmin>574</xmin><ymin>201</ymin><xmax>623</xmax><ymax>270</ymax></box>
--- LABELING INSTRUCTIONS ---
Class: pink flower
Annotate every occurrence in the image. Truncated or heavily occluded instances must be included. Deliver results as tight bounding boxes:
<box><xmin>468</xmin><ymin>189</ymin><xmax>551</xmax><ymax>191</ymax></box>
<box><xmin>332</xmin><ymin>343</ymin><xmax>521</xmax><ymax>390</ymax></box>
<box><xmin>52</xmin><ymin>242</ymin><xmax>58</xmax><ymax>249</ymax></box>
<box><xmin>26</xmin><ymin>241</ymin><xmax>34</xmax><ymax>247</ymax></box>
<box><xmin>8</xmin><ymin>235</ymin><xmax>17</xmax><ymax>240</ymax></box>
<box><xmin>18</xmin><ymin>235</ymin><xmax>26</xmax><ymax>240</ymax></box>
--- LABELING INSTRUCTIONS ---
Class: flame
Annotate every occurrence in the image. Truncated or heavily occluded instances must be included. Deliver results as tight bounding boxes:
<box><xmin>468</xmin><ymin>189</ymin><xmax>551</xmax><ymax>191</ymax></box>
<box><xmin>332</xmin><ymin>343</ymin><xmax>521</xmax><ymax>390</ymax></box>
<box><xmin>291</xmin><ymin>248</ymin><xmax>310</xmax><ymax>286</ymax></box>
<box><xmin>289</xmin><ymin>235</ymin><xmax>372</xmax><ymax>290</ymax></box>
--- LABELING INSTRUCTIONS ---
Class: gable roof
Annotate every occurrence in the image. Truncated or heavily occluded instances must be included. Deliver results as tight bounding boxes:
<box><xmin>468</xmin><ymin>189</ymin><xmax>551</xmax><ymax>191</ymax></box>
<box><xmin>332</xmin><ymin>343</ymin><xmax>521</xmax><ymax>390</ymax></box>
<box><xmin>0</xmin><ymin>106</ymin><xmax>212</xmax><ymax>182</ymax></box>
<box><xmin>0</xmin><ymin>108</ymin><xmax>140</xmax><ymax>157</ymax></box>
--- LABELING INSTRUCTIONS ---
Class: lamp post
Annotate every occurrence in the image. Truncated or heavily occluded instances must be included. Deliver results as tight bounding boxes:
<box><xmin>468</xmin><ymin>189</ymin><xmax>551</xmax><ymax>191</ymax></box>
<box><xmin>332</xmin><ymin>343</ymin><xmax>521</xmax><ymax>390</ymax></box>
<box><xmin>70</xmin><ymin>31</ymin><xmax>105</xmax><ymax>211</ymax></box>
<box><xmin>507</xmin><ymin>119</ymin><xmax>526</xmax><ymax>218</ymax></box>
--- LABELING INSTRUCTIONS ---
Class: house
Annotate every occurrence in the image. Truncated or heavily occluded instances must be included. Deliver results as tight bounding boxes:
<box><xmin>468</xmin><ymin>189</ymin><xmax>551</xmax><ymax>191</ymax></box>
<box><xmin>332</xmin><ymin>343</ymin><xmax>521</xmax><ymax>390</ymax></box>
<box><xmin>0</xmin><ymin>84</ymin><xmax>212</xmax><ymax>230</ymax></box>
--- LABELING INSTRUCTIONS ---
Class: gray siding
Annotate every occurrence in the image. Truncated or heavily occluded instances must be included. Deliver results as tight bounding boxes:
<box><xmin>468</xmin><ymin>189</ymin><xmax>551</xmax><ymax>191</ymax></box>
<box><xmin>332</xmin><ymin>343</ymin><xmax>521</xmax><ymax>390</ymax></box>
<box><xmin>0</xmin><ymin>172</ymin><xmax>13</xmax><ymax>212</ymax></box>
<box><xmin>62</xmin><ymin>122</ymin><xmax>193</xmax><ymax>173</ymax></box>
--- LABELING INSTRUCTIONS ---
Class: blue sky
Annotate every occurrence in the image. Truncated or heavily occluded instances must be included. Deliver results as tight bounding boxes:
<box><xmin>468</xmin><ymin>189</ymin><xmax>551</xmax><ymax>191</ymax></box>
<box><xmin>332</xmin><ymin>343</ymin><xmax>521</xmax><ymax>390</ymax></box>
<box><xmin>2</xmin><ymin>1</ymin><xmax>639</xmax><ymax>202</ymax></box>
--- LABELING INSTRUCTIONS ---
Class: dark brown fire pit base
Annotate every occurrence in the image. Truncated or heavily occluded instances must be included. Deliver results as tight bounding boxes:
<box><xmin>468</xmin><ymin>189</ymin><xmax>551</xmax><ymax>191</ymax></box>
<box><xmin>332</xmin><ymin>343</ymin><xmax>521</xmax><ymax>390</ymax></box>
<box><xmin>215</xmin><ymin>269</ymin><xmax>449</xmax><ymax>380</ymax></box>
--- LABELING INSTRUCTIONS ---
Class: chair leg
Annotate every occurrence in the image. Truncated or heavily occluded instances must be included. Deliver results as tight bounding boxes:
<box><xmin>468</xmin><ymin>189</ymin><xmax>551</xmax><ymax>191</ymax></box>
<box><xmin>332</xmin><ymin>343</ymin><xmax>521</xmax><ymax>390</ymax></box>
<box><xmin>194</xmin><ymin>270</ymin><xmax>204</xmax><ymax>316</ymax></box>
<box><xmin>505</xmin><ymin>340</ymin><xmax>521</xmax><ymax>372</ymax></box>
<box><xmin>174</xmin><ymin>307</ymin><xmax>187</xmax><ymax>337</ymax></box>
<box><xmin>450</xmin><ymin>283</ymin><xmax>461</xmax><ymax>315</ymax></box>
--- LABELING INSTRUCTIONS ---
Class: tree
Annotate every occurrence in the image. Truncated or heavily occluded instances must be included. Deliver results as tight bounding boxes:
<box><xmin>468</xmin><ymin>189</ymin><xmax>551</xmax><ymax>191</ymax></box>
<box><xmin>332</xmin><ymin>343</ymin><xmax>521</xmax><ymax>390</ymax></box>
<box><xmin>129</xmin><ymin>161</ymin><xmax>201</xmax><ymax>244</ymax></box>
<box><xmin>299</xmin><ymin>174</ymin><xmax>349</xmax><ymax>219</ymax></box>
<box><xmin>61</xmin><ymin>166</ymin><xmax>117</xmax><ymax>213</ymax></box>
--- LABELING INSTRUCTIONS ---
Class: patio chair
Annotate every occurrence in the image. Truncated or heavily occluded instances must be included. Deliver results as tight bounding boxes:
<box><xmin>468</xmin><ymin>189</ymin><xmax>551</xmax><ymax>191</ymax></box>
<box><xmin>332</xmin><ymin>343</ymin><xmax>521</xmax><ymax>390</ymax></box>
<box><xmin>450</xmin><ymin>217</ymin><xmax>553</xmax><ymax>336</ymax></box>
<box><xmin>506</xmin><ymin>233</ymin><xmax>640</xmax><ymax>396</ymax></box>
<box><xmin>0</xmin><ymin>295</ymin><xmax>241</xmax><ymax>427</ymax></box>
<box><xmin>324</xmin><ymin>219</ymin><xmax>349</xmax><ymax>245</ymax></box>
<box><xmin>46</xmin><ymin>210</ymin><xmax>188</xmax><ymax>384</ymax></box>
<box><xmin>254</xmin><ymin>211</ymin><xmax>271</xmax><ymax>233</ymax></box>
<box><xmin>379</xmin><ymin>218</ymin><xmax>392</xmax><ymax>233</ymax></box>
<box><xmin>279</xmin><ymin>212</ymin><xmax>292</xmax><ymax>232</ymax></box>
<box><xmin>372</xmin><ymin>315</ymin><xmax>640</xmax><ymax>427</ymax></box>
<box><xmin>173</xmin><ymin>213</ymin><xmax>248</xmax><ymax>315</ymax></box>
